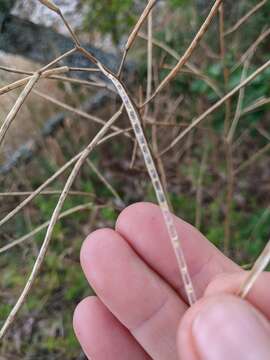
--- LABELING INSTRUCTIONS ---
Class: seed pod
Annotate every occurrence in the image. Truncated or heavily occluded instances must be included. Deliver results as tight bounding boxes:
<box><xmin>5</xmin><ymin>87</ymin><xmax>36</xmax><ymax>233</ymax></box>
<box><xmin>38</xmin><ymin>0</ymin><xmax>59</xmax><ymax>13</ymax></box>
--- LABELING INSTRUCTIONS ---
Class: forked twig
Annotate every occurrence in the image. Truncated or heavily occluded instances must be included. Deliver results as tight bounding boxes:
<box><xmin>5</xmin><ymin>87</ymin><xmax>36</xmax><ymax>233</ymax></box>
<box><xmin>0</xmin><ymin>67</ymin><xmax>69</xmax><ymax>95</ymax></box>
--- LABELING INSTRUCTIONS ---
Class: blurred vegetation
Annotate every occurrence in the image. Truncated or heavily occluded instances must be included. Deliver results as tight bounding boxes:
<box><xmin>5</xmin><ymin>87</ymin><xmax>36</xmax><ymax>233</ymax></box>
<box><xmin>1</xmin><ymin>0</ymin><xmax>270</xmax><ymax>358</ymax></box>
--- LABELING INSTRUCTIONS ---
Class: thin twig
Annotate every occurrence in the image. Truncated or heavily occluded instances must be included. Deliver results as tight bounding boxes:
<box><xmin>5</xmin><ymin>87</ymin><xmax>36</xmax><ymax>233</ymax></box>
<box><xmin>195</xmin><ymin>144</ymin><xmax>208</xmax><ymax>229</ymax></box>
<box><xmin>144</xmin><ymin>0</ymin><xmax>222</xmax><ymax>105</ymax></box>
<box><xmin>234</xmin><ymin>143</ymin><xmax>270</xmax><ymax>175</ymax></box>
<box><xmin>233</xmin><ymin>27</ymin><xmax>270</xmax><ymax>71</ymax></box>
<box><xmin>241</xmin><ymin>97</ymin><xmax>270</xmax><ymax>116</ymax></box>
<box><xmin>0</xmin><ymin>67</ymin><xmax>69</xmax><ymax>95</ymax></box>
<box><xmin>225</xmin><ymin>0</ymin><xmax>267</xmax><ymax>36</ymax></box>
<box><xmin>138</xmin><ymin>32</ymin><xmax>222</xmax><ymax>97</ymax></box>
<box><xmin>160</xmin><ymin>59</ymin><xmax>270</xmax><ymax>155</ymax></box>
<box><xmin>239</xmin><ymin>239</ymin><xmax>270</xmax><ymax>298</ymax></box>
<box><xmin>0</xmin><ymin>191</ymin><xmax>94</xmax><ymax>197</ymax></box>
<box><xmin>86</xmin><ymin>159</ymin><xmax>124</xmax><ymax>205</ymax></box>
<box><xmin>0</xmin><ymin>203</ymin><xmax>95</xmax><ymax>254</ymax></box>
<box><xmin>0</xmin><ymin>74</ymin><xmax>40</xmax><ymax>147</ymax></box>
<box><xmin>117</xmin><ymin>0</ymin><xmax>157</xmax><ymax>77</ymax></box>
<box><xmin>32</xmin><ymin>89</ymin><xmax>131</xmax><ymax>138</ymax></box>
<box><xmin>227</xmin><ymin>58</ymin><xmax>251</xmax><ymax>142</ymax></box>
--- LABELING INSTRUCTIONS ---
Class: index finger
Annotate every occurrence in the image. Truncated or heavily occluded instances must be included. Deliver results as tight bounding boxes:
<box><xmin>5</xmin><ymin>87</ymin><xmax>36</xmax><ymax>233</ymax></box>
<box><xmin>116</xmin><ymin>202</ymin><xmax>240</xmax><ymax>302</ymax></box>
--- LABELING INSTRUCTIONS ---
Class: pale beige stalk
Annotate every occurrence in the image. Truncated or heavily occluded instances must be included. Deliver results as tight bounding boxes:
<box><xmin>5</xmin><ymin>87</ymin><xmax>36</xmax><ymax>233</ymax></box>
<box><xmin>239</xmin><ymin>240</ymin><xmax>270</xmax><ymax>298</ymax></box>
<box><xmin>225</xmin><ymin>0</ymin><xmax>267</xmax><ymax>36</ymax></box>
<box><xmin>145</xmin><ymin>0</ymin><xmax>223</xmax><ymax>104</ymax></box>
<box><xmin>160</xmin><ymin>59</ymin><xmax>270</xmax><ymax>155</ymax></box>
<box><xmin>0</xmin><ymin>203</ymin><xmax>94</xmax><ymax>254</ymax></box>
<box><xmin>0</xmin><ymin>73</ymin><xmax>40</xmax><ymax>147</ymax></box>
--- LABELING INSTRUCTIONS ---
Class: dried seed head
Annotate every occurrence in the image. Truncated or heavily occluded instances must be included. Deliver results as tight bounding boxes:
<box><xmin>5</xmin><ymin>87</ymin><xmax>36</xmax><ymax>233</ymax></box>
<box><xmin>38</xmin><ymin>0</ymin><xmax>60</xmax><ymax>13</ymax></box>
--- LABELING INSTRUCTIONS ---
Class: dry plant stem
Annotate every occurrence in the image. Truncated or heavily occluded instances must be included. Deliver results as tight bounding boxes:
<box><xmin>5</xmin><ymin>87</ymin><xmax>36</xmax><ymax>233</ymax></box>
<box><xmin>195</xmin><ymin>144</ymin><xmax>208</xmax><ymax>229</ymax></box>
<box><xmin>117</xmin><ymin>0</ymin><xmax>157</xmax><ymax>76</ymax></box>
<box><xmin>227</xmin><ymin>58</ymin><xmax>251</xmax><ymax>142</ymax></box>
<box><xmin>86</xmin><ymin>159</ymin><xmax>123</xmax><ymax>205</ymax></box>
<box><xmin>147</xmin><ymin>10</ymin><xmax>153</xmax><ymax>110</ymax></box>
<box><xmin>219</xmin><ymin>3</ymin><xmax>230</xmax><ymax>135</ymax></box>
<box><xmin>0</xmin><ymin>74</ymin><xmax>40</xmax><ymax>148</ymax></box>
<box><xmin>0</xmin><ymin>47</ymin><xmax>76</xmax><ymax>147</ymax></box>
<box><xmin>33</xmin><ymin>89</ymin><xmax>131</xmax><ymax>139</ymax></box>
<box><xmin>234</xmin><ymin>143</ymin><xmax>270</xmax><ymax>175</ymax></box>
<box><xmin>160</xmin><ymin>59</ymin><xmax>270</xmax><ymax>155</ymax></box>
<box><xmin>224</xmin><ymin>144</ymin><xmax>233</xmax><ymax>254</ymax></box>
<box><xmin>38</xmin><ymin>0</ymin><xmax>81</xmax><ymax>46</ymax></box>
<box><xmin>0</xmin><ymin>203</ymin><xmax>94</xmax><ymax>254</ymax></box>
<box><xmin>0</xmin><ymin>65</ymin><xmax>99</xmax><ymax>76</ymax></box>
<box><xmin>130</xmin><ymin>140</ymin><xmax>138</xmax><ymax>169</ymax></box>
<box><xmin>138</xmin><ymin>32</ymin><xmax>222</xmax><ymax>97</ymax></box>
<box><xmin>239</xmin><ymin>240</ymin><xmax>270</xmax><ymax>298</ymax></box>
<box><xmin>39</xmin><ymin>47</ymin><xmax>77</xmax><ymax>73</ymax></box>
<box><xmin>0</xmin><ymin>191</ymin><xmax>94</xmax><ymax>197</ymax></box>
<box><xmin>97</xmin><ymin>62</ymin><xmax>196</xmax><ymax>306</ymax></box>
<box><xmin>0</xmin><ymin>107</ymin><xmax>123</xmax><ymax>339</ymax></box>
<box><xmin>0</xmin><ymin>67</ymin><xmax>69</xmax><ymax>95</ymax></box>
<box><xmin>145</xmin><ymin>0</ymin><xmax>222</xmax><ymax>104</ymax></box>
<box><xmin>0</xmin><ymin>125</ymin><xmax>128</xmax><ymax>229</ymax></box>
<box><xmin>225</xmin><ymin>0</ymin><xmax>267</xmax><ymax>36</ymax></box>
<box><xmin>234</xmin><ymin>27</ymin><xmax>270</xmax><ymax>71</ymax></box>
<box><xmin>0</xmin><ymin>66</ymin><xmax>32</xmax><ymax>75</ymax></box>
<box><xmin>49</xmin><ymin>75</ymin><xmax>107</xmax><ymax>89</ymax></box>
<box><xmin>241</xmin><ymin>97</ymin><xmax>270</xmax><ymax>115</ymax></box>
<box><xmin>219</xmin><ymin>4</ymin><xmax>232</xmax><ymax>254</ymax></box>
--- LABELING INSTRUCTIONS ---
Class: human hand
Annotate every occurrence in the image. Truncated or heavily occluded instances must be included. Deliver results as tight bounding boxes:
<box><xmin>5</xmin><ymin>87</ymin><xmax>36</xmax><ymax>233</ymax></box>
<box><xmin>73</xmin><ymin>202</ymin><xmax>270</xmax><ymax>359</ymax></box>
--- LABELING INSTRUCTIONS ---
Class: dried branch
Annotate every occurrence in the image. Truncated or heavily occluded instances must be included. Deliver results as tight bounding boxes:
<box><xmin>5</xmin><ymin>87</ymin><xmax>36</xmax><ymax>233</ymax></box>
<box><xmin>117</xmin><ymin>0</ymin><xmax>157</xmax><ymax>76</ymax></box>
<box><xmin>0</xmin><ymin>74</ymin><xmax>40</xmax><ymax>147</ymax></box>
<box><xmin>225</xmin><ymin>0</ymin><xmax>267</xmax><ymax>36</ymax></box>
<box><xmin>160</xmin><ymin>59</ymin><xmax>270</xmax><ymax>155</ymax></box>
<box><xmin>144</xmin><ymin>0</ymin><xmax>222</xmax><ymax>104</ymax></box>
<box><xmin>234</xmin><ymin>143</ymin><xmax>270</xmax><ymax>175</ymax></box>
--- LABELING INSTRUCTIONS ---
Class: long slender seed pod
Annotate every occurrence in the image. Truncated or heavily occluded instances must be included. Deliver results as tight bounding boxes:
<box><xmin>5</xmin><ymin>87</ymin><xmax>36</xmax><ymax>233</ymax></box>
<box><xmin>145</xmin><ymin>0</ymin><xmax>222</xmax><ymax>104</ymax></box>
<box><xmin>38</xmin><ymin>0</ymin><xmax>60</xmax><ymax>13</ymax></box>
<box><xmin>0</xmin><ymin>73</ymin><xmax>40</xmax><ymax>147</ymax></box>
<box><xmin>97</xmin><ymin>61</ymin><xmax>196</xmax><ymax>306</ymax></box>
<box><xmin>239</xmin><ymin>240</ymin><xmax>270</xmax><ymax>298</ymax></box>
<box><xmin>117</xmin><ymin>0</ymin><xmax>157</xmax><ymax>76</ymax></box>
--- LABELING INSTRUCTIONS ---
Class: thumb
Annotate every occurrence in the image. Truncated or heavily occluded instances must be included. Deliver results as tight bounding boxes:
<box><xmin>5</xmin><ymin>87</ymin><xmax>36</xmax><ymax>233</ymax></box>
<box><xmin>177</xmin><ymin>295</ymin><xmax>270</xmax><ymax>360</ymax></box>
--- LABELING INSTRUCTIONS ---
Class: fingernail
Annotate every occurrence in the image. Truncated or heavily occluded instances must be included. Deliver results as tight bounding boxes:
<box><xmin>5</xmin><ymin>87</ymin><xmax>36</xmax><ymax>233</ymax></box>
<box><xmin>192</xmin><ymin>297</ymin><xmax>270</xmax><ymax>360</ymax></box>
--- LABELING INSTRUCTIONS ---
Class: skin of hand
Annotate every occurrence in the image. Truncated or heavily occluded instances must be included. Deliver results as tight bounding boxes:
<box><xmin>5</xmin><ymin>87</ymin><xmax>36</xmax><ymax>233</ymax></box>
<box><xmin>73</xmin><ymin>202</ymin><xmax>270</xmax><ymax>360</ymax></box>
